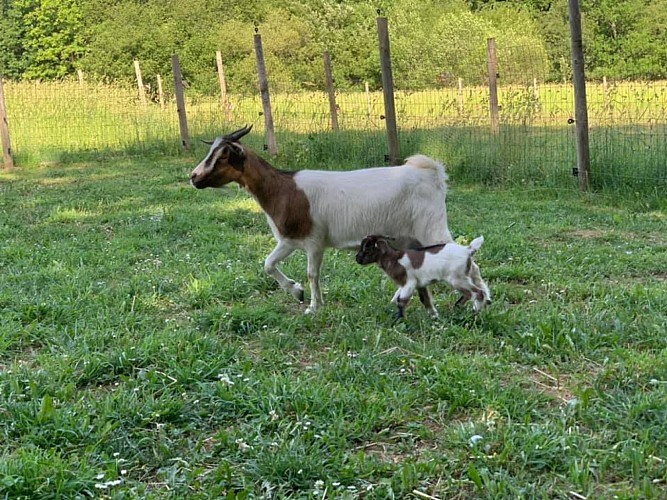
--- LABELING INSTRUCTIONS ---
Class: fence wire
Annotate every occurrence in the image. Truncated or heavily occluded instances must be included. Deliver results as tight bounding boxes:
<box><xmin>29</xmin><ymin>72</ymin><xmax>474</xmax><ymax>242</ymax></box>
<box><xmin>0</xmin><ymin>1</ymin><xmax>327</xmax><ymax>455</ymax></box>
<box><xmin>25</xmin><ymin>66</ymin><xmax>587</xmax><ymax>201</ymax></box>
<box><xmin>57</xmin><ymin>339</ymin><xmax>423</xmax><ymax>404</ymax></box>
<box><xmin>2</xmin><ymin>41</ymin><xmax>666</xmax><ymax>196</ymax></box>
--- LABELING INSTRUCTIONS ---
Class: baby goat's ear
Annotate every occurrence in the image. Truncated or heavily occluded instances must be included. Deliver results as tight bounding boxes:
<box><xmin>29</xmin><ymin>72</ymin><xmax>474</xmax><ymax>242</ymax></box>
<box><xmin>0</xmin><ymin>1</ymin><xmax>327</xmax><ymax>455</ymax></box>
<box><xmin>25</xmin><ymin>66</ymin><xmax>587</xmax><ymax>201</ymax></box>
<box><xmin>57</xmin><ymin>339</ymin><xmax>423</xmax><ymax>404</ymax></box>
<box><xmin>376</xmin><ymin>238</ymin><xmax>392</xmax><ymax>252</ymax></box>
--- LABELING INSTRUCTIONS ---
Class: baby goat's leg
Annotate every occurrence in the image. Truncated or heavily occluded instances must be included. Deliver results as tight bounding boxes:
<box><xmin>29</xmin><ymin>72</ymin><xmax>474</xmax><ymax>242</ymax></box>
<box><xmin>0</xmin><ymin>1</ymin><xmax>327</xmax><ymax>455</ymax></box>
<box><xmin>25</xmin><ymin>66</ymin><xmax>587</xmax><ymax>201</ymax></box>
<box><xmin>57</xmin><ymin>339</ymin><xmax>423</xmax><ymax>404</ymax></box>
<box><xmin>395</xmin><ymin>283</ymin><xmax>416</xmax><ymax>320</ymax></box>
<box><xmin>417</xmin><ymin>287</ymin><xmax>438</xmax><ymax>318</ymax></box>
<box><xmin>264</xmin><ymin>240</ymin><xmax>304</xmax><ymax>302</ymax></box>
<box><xmin>305</xmin><ymin>247</ymin><xmax>324</xmax><ymax>314</ymax></box>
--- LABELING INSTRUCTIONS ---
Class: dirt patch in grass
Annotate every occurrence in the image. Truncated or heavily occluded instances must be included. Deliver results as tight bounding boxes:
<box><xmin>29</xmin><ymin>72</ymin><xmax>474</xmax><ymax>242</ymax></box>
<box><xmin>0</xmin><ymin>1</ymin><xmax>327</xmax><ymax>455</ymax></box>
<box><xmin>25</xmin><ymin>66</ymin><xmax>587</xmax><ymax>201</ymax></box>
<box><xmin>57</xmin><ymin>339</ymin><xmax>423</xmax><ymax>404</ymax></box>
<box><xmin>525</xmin><ymin>367</ymin><xmax>576</xmax><ymax>404</ymax></box>
<box><xmin>568</xmin><ymin>229</ymin><xmax>607</xmax><ymax>239</ymax></box>
<box><xmin>356</xmin><ymin>438</ymin><xmax>437</xmax><ymax>464</ymax></box>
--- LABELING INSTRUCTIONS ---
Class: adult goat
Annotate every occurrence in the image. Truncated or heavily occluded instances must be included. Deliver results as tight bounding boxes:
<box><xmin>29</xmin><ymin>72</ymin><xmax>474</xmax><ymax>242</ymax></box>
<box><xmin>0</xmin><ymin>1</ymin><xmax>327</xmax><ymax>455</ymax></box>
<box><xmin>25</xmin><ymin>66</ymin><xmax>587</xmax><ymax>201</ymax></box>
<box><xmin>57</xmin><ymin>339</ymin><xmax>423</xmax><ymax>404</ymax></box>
<box><xmin>190</xmin><ymin>125</ymin><xmax>453</xmax><ymax>314</ymax></box>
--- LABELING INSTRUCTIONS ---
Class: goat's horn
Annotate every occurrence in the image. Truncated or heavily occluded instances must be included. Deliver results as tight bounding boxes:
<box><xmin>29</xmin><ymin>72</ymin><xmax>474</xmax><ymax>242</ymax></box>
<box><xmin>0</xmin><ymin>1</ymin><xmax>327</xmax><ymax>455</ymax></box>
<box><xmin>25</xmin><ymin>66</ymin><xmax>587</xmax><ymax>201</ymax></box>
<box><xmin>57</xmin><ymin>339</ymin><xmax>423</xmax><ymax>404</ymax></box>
<box><xmin>225</xmin><ymin>124</ymin><xmax>253</xmax><ymax>142</ymax></box>
<box><xmin>201</xmin><ymin>139</ymin><xmax>214</xmax><ymax>145</ymax></box>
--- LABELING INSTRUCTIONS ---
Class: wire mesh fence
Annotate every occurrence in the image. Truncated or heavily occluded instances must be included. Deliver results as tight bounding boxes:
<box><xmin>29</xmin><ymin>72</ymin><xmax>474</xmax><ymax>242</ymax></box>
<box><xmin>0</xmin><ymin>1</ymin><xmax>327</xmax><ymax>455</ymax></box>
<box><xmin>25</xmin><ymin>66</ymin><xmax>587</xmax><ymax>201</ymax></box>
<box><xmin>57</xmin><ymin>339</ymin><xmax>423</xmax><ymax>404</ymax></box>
<box><xmin>2</xmin><ymin>37</ymin><xmax>666</xmax><ymax>196</ymax></box>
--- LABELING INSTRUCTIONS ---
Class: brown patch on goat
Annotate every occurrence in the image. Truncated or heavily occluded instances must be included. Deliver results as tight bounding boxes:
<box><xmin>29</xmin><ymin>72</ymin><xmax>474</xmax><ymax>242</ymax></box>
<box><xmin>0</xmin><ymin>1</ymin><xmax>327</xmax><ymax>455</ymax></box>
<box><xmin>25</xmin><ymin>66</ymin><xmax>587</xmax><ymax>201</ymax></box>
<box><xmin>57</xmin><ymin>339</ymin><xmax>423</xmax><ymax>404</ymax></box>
<box><xmin>357</xmin><ymin>236</ymin><xmax>408</xmax><ymax>286</ymax></box>
<box><xmin>406</xmin><ymin>250</ymin><xmax>425</xmax><ymax>269</ymax></box>
<box><xmin>242</xmin><ymin>153</ymin><xmax>313</xmax><ymax>239</ymax></box>
<box><xmin>379</xmin><ymin>252</ymin><xmax>408</xmax><ymax>286</ymax></box>
<box><xmin>406</xmin><ymin>243</ymin><xmax>446</xmax><ymax>269</ymax></box>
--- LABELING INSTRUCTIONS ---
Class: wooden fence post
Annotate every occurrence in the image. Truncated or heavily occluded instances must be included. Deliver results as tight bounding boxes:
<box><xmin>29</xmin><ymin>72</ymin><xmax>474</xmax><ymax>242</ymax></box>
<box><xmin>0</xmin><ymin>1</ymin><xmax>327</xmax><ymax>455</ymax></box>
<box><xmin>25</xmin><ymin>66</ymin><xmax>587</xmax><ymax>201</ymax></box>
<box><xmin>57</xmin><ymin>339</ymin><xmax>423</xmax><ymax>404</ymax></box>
<box><xmin>323</xmin><ymin>52</ymin><xmax>339</xmax><ymax>131</ymax></box>
<box><xmin>487</xmin><ymin>38</ymin><xmax>499</xmax><ymax>134</ymax></box>
<box><xmin>156</xmin><ymin>74</ymin><xmax>165</xmax><ymax>109</ymax></box>
<box><xmin>365</xmin><ymin>82</ymin><xmax>372</xmax><ymax>120</ymax></box>
<box><xmin>376</xmin><ymin>16</ymin><xmax>400</xmax><ymax>165</ymax></box>
<box><xmin>603</xmin><ymin>75</ymin><xmax>609</xmax><ymax>110</ymax></box>
<box><xmin>568</xmin><ymin>0</ymin><xmax>590</xmax><ymax>191</ymax></box>
<box><xmin>254</xmin><ymin>30</ymin><xmax>278</xmax><ymax>156</ymax></box>
<box><xmin>77</xmin><ymin>69</ymin><xmax>84</xmax><ymax>86</ymax></box>
<box><xmin>458</xmin><ymin>77</ymin><xmax>465</xmax><ymax>116</ymax></box>
<box><xmin>171</xmin><ymin>55</ymin><xmax>190</xmax><ymax>151</ymax></box>
<box><xmin>134</xmin><ymin>60</ymin><xmax>147</xmax><ymax>107</ymax></box>
<box><xmin>216</xmin><ymin>50</ymin><xmax>232</xmax><ymax>122</ymax></box>
<box><xmin>0</xmin><ymin>74</ymin><xmax>14</xmax><ymax>170</ymax></box>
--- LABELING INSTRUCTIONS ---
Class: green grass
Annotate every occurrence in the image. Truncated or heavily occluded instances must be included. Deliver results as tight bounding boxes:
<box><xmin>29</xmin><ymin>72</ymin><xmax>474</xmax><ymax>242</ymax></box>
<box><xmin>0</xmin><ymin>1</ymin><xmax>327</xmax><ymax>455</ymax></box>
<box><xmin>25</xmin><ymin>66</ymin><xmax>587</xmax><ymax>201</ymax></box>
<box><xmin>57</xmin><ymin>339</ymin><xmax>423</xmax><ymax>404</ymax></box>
<box><xmin>1</xmin><ymin>154</ymin><xmax>665</xmax><ymax>498</ymax></box>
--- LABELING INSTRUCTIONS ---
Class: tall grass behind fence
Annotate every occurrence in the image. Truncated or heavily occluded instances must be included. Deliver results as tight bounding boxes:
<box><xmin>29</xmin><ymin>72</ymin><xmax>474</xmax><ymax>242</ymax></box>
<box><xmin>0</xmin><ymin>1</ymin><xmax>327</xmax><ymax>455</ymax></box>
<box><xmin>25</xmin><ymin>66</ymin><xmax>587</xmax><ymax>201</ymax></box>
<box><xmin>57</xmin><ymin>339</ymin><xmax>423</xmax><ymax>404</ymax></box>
<box><xmin>2</xmin><ymin>42</ymin><xmax>666</xmax><ymax>195</ymax></box>
<box><xmin>3</xmin><ymin>80</ymin><xmax>183</xmax><ymax>163</ymax></box>
<box><xmin>587</xmin><ymin>80</ymin><xmax>667</xmax><ymax>192</ymax></box>
<box><xmin>390</xmin><ymin>43</ymin><xmax>579</xmax><ymax>189</ymax></box>
<box><xmin>184</xmin><ymin>70</ymin><xmax>391</xmax><ymax>169</ymax></box>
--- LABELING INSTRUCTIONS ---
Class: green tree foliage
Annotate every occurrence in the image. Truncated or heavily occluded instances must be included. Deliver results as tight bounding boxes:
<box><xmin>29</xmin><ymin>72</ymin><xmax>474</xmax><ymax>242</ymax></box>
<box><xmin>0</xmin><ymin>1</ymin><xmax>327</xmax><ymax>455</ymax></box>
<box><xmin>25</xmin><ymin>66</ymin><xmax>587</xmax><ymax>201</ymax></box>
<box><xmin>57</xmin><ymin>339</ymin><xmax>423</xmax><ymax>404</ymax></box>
<box><xmin>1</xmin><ymin>0</ymin><xmax>84</xmax><ymax>79</ymax></box>
<box><xmin>0</xmin><ymin>0</ymin><xmax>27</xmax><ymax>77</ymax></box>
<box><xmin>0</xmin><ymin>0</ymin><xmax>665</xmax><ymax>87</ymax></box>
<box><xmin>582</xmin><ymin>0</ymin><xmax>667</xmax><ymax>79</ymax></box>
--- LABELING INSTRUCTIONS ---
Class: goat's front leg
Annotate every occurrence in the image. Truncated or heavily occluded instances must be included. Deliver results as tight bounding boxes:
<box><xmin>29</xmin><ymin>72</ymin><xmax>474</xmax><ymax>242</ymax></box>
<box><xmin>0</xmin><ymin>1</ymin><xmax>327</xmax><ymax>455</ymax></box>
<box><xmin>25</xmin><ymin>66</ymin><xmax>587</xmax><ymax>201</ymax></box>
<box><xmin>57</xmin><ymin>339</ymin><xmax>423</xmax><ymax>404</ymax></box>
<box><xmin>305</xmin><ymin>248</ymin><xmax>324</xmax><ymax>314</ymax></box>
<box><xmin>394</xmin><ymin>283</ymin><xmax>416</xmax><ymax>321</ymax></box>
<box><xmin>417</xmin><ymin>287</ymin><xmax>439</xmax><ymax>318</ymax></box>
<box><xmin>264</xmin><ymin>241</ymin><xmax>304</xmax><ymax>302</ymax></box>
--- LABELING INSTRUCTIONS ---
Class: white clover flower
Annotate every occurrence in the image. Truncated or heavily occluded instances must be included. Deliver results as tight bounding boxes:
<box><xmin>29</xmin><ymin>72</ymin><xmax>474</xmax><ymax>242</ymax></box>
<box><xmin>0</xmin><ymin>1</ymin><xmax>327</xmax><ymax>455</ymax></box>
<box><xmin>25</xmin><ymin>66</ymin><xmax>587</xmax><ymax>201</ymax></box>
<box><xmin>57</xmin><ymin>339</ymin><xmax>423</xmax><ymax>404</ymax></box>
<box><xmin>217</xmin><ymin>373</ymin><xmax>235</xmax><ymax>386</ymax></box>
<box><xmin>235</xmin><ymin>439</ymin><xmax>251</xmax><ymax>452</ymax></box>
<box><xmin>469</xmin><ymin>435</ymin><xmax>483</xmax><ymax>447</ymax></box>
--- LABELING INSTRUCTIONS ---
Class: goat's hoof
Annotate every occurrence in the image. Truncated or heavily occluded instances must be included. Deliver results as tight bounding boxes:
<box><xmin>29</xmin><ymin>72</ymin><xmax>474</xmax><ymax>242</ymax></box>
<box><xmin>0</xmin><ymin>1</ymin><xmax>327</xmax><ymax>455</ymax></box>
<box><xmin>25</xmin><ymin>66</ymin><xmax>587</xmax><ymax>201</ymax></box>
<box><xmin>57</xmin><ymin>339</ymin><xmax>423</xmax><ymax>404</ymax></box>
<box><xmin>428</xmin><ymin>309</ymin><xmax>439</xmax><ymax>319</ymax></box>
<box><xmin>289</xmin><ymin>284</ymin><xmax>305</xmax><ymax>303</ymax></box>
<box><xmin>304</xmin><ymin>306</ymin><xmax>317</xmax><ymax>315</ymax></box>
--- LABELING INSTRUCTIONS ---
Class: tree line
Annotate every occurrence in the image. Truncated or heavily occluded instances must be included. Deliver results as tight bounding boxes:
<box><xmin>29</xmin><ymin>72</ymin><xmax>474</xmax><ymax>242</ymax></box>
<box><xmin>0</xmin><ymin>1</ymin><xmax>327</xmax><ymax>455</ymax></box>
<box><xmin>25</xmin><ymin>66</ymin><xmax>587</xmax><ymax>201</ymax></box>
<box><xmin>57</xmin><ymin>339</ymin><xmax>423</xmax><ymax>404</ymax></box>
<box><xmin>1</xmin><ymin>0</ymin><xmax>666</xmax><ymax>95</ymax></box>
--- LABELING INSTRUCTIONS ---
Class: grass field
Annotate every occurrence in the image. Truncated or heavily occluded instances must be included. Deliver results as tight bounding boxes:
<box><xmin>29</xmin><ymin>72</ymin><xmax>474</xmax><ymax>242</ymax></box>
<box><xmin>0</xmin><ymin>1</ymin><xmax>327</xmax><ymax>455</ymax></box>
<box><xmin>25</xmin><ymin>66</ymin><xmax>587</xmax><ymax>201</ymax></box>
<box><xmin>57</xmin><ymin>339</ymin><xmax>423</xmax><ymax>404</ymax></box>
<box><xmin>1</xmin><ymin>154</ymin><xmax>665</xmax><ymax>498</ymax></box>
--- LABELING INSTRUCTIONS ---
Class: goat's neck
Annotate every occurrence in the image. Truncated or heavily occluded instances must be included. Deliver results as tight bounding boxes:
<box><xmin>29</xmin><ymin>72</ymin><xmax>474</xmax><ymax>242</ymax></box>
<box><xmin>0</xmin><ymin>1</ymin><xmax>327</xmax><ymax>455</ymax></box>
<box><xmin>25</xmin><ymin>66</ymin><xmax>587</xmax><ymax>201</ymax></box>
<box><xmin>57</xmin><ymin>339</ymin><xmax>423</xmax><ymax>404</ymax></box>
<box><xmin>238</xmin><ymin>151</ymin><xmax>291</xmax><ymax>206</ymax></box>
<box><xmin>378</xmin><ymin>249</ymin><xmax>405</xmax><ymax>274</ymax></box>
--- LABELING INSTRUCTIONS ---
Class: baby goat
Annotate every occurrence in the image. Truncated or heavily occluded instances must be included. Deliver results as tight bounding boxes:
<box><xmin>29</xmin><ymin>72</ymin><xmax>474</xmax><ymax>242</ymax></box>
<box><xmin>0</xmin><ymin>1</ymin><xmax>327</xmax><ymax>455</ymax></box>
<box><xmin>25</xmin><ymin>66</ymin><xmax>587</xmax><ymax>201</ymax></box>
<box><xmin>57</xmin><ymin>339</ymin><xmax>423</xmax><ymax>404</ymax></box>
<box><xmin>356</xmin><ymin>235</ymin><xmax>491</xmax><ymax>319</ymax></box>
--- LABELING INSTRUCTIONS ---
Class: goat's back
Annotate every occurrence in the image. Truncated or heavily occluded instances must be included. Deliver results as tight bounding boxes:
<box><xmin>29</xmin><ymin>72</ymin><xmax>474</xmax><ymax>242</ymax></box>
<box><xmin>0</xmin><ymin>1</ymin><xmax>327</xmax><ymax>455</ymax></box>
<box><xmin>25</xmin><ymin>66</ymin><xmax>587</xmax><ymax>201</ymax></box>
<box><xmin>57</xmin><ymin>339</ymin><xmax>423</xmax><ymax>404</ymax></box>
<box><xmin>293</xmin><ymin>159</ymin><xmax>451</xmax><ymax>249</ymax></box>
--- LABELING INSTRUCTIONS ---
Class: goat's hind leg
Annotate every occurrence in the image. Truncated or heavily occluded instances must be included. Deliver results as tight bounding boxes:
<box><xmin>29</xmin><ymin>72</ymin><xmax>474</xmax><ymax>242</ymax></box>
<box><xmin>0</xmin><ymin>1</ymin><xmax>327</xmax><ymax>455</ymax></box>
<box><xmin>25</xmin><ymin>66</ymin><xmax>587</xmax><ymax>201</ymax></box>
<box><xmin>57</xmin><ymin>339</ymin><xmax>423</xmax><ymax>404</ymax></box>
<box><xmin>264</xmin><ymin>241</ymin><xmax>304</xmax><ymax>302</ymax></box>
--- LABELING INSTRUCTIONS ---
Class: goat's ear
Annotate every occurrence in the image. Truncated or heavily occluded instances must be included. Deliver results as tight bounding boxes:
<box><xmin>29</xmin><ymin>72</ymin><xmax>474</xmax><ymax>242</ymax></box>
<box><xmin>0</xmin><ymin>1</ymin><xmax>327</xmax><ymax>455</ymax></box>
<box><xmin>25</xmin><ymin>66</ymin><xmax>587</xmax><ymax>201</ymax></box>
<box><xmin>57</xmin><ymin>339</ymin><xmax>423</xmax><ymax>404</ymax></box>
<box><xmin>228</xmin><ymin>143</ymin><xmax>246</xmax><ymax>170</ymax></box>
<box><xmin>201</xmin><ymin>139</ymin><xmax>214</xmax><ymax>146</ymax></box>
<box><xmin>376</xmin><ymin>238</ymin><xmax>391</xmax><ymax>252</ymax></box>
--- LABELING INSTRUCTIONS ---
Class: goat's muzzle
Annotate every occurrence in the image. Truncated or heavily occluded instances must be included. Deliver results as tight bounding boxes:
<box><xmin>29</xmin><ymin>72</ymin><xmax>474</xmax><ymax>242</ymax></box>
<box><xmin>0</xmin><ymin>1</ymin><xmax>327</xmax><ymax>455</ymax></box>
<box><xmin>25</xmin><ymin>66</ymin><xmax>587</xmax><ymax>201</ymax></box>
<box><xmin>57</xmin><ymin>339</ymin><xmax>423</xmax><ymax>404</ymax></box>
<box><xmin>190</xmin><ymin>172</ymin><xmax>205</xmax><ymax>189</ymax></box>
<box><xmin>355</xmin><ymin>251</ymin><xmax>374</xmax><ymax>265</ymax></box>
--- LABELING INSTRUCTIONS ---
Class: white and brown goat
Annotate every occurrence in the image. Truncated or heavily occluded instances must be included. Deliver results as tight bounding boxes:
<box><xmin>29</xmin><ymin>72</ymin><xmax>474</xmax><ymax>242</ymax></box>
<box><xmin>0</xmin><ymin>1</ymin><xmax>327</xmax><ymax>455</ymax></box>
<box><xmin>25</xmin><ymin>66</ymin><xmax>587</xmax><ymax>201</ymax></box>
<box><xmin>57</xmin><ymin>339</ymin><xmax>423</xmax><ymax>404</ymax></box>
<box><xmin>356</xmin><ymin>235</ymin><xmax>491</xmax><ymax>319</ymax></box>
<box><xmin>190</xmin><ymin>125</ymin><xmax>453</xmax><ymax>314</ymax></box>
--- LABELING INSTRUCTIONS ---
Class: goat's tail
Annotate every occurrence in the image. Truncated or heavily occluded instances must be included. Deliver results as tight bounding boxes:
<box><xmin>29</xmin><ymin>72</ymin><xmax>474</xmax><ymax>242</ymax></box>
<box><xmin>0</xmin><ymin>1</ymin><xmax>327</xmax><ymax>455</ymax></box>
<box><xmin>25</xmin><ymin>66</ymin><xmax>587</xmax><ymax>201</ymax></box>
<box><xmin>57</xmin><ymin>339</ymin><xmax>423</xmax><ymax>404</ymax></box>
<box><xmin>404</xmin><ymin>154</ymin><xmax>448</xmax><ymax>179</ymax></box>
<box><xmin>469</xmin><ymin>236</ymin><xmax>484</xmax><ymax>254</ymax></box>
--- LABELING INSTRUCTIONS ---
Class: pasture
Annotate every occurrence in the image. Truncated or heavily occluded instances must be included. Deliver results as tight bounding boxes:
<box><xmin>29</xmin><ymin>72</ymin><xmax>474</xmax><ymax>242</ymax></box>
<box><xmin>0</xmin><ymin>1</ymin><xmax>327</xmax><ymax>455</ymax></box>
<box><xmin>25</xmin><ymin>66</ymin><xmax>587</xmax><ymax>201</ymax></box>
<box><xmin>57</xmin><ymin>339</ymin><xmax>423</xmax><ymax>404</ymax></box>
<box><xmin>0</xmin><ymin>153</ymin><xmax>665</xmax><ymax>498</ymax></box>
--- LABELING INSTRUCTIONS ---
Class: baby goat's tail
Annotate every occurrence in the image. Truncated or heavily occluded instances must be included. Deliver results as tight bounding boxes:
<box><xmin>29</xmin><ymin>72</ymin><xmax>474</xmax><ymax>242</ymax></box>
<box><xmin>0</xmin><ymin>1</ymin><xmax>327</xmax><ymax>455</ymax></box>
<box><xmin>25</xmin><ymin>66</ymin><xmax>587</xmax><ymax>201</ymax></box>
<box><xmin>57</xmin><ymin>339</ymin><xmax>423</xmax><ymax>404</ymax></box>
<box><xmin>468</xmin><ymin>236</ymin><xmax>484</xmax><ymax>254</ymax></box>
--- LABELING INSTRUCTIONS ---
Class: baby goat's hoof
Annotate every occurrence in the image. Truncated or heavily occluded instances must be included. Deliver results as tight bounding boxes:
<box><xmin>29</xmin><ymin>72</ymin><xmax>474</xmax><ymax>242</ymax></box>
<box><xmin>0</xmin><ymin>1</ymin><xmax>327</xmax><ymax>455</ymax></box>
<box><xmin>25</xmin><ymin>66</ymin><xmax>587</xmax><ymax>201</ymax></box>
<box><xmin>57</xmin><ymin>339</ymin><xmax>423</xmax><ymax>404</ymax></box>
<box><xmin>288</xmin><ymin>283</ymin><xmax>305</xmax><ymax>303</ymax></box>
<box><xmin>304</xmin><ymin>306</ymin><xmax>317</xmax><ymax>315</ymax></box>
